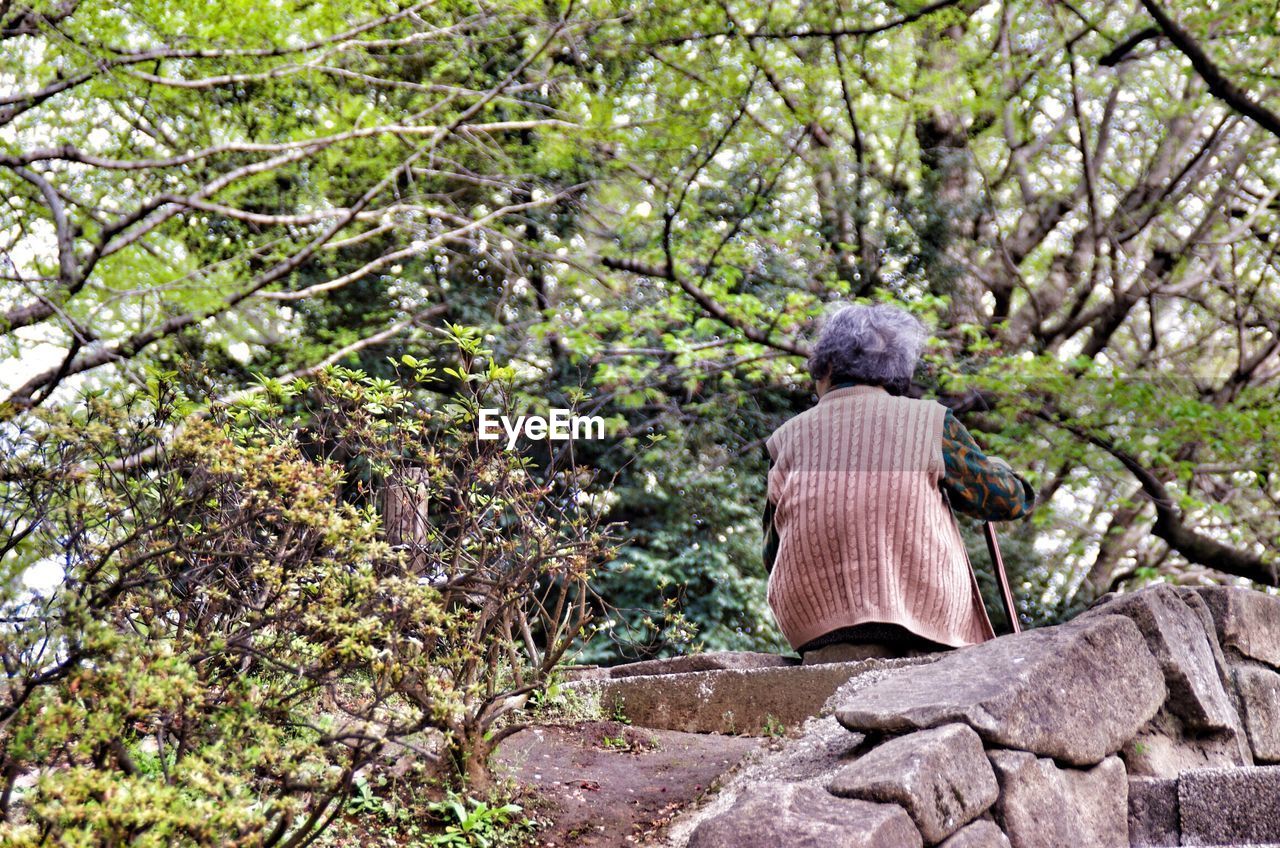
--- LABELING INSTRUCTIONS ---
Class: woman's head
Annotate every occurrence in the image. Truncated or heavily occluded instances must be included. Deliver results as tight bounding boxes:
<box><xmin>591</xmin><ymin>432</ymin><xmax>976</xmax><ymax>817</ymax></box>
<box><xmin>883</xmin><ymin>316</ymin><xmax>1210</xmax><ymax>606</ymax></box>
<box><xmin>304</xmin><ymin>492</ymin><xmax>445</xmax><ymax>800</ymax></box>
<box><xmin>807</xmin><ymin>303</ymin><xmax>927</xmax><ymax>396</ymax></box>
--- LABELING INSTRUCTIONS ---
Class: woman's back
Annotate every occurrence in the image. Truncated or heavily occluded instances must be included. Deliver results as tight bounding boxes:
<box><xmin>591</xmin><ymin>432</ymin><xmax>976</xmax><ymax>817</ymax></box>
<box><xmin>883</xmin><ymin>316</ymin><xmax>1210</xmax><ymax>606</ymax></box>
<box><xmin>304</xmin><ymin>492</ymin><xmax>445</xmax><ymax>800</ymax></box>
<box><xmin>766</xmin><ymin>384</ymin><xmax>994</xmax><ymax>652</ymax></box>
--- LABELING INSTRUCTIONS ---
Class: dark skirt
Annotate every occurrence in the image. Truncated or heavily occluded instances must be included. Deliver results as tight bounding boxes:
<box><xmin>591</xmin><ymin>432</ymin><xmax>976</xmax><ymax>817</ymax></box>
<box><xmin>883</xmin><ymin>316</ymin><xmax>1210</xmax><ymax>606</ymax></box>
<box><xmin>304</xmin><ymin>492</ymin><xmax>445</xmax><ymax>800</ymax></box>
<box><xmin>797</xmin><ymin>621</ymin><xmax>951</xmax><ymax>656</ymax></box>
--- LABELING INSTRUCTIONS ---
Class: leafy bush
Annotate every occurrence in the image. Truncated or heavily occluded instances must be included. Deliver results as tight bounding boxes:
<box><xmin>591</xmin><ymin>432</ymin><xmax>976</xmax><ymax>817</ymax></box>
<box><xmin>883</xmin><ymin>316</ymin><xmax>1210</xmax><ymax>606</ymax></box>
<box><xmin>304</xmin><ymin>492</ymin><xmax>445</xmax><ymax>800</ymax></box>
<box><xmin>0</xmin><ymin>355</ymin><xmax>610</xmax><ymax>845</ymax></box>
<box><xmin>423</xmin><ymin>793</ymin><xmax>528</xmax><ymax>848</ymax></box>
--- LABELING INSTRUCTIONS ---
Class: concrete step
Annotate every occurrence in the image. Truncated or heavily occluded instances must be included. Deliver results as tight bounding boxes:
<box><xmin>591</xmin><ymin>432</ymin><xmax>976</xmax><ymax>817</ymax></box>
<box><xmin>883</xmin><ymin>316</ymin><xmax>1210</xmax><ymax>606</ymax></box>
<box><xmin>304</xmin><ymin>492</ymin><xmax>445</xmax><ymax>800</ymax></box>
<box><xmin>563</xmin><ymin>650</ymin><xmax>800</xmax><ymax>682</ymax></box>
<box><xmin>1130</xmin><ymin>765</ymin><xmax>1280</xmax><ymax>847</ymax></box>
<box><xmin>564</xmin><ymin>653</ymin><xmax>936</xmax><ymax>735</ymax></box>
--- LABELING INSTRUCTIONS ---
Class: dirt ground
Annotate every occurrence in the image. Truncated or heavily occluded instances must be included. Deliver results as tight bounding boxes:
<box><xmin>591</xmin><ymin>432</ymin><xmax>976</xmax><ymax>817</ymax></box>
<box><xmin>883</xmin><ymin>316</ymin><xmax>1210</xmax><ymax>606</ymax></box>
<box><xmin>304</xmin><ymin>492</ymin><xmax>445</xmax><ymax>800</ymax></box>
<box><xmin>495</xmin><ymin>721</ymin><xmax>761</xmax><ymax>847</ymax></box>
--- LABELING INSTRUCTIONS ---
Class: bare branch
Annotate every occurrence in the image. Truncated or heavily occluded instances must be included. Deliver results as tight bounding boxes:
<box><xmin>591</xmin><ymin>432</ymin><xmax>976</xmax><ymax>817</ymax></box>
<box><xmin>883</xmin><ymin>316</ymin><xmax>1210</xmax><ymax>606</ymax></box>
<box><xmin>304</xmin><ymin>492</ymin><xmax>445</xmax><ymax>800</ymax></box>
<box><xmin>1139</xmin><ymin>0</ymin><xmax>1280</xmax><ymax>139</ymax></box>
<box><xmin>1043</xmin><ymin>410</ymin><xmax>1277</xmax><ymax>586</ymax></box>
<box><xmin>650</xmin><ymin>0</ymin><xmax>973</xmax><ymax>46</ymax></box>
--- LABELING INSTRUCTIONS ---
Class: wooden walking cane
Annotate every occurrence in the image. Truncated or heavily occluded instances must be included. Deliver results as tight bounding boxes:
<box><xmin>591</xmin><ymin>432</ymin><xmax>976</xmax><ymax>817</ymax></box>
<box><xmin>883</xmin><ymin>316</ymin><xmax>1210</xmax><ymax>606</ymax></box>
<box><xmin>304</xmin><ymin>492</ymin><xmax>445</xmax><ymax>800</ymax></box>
<box><xmin>984</xmin><ymin>521</ymin><xmax>1021</xmax><ymax>634</ymax></box>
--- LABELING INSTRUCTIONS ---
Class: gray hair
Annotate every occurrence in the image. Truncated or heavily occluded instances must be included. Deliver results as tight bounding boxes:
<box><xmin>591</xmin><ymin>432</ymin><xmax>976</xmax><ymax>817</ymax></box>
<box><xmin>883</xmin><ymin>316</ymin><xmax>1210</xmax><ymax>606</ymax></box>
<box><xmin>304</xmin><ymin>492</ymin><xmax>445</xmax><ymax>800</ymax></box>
<box><xmin>807</xmin><ymin>304</ymin><xmax>927</xmax><ymax>395</ymax></box>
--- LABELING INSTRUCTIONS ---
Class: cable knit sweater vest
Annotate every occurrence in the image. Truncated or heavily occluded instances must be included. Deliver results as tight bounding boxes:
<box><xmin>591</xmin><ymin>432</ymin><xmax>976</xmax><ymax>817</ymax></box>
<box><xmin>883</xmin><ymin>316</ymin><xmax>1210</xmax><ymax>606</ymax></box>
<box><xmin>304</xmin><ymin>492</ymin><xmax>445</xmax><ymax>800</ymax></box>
<box><xmin>765</xmin><ymin>384</ymin><xmax>995</xmax><ymax>651</ymax></box>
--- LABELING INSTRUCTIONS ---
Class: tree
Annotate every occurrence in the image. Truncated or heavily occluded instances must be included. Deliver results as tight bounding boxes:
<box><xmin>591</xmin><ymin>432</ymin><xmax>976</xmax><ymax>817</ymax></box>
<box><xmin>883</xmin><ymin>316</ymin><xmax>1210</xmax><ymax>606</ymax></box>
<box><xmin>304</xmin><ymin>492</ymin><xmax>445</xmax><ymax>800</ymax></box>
<box><xmin>0</xmin><ymin>0</ymin><xmax>582</xmax><ymax>417</ymax></box>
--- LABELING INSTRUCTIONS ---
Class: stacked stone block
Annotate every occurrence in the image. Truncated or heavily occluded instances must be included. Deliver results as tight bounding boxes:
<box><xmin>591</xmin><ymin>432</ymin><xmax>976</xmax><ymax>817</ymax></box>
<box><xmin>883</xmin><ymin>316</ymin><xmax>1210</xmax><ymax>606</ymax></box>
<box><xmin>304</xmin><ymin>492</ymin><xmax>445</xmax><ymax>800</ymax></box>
<box><xmin>679</xmin><ymin>585</ymin><xmax>1280</xmax><ymax>848</ymax></box>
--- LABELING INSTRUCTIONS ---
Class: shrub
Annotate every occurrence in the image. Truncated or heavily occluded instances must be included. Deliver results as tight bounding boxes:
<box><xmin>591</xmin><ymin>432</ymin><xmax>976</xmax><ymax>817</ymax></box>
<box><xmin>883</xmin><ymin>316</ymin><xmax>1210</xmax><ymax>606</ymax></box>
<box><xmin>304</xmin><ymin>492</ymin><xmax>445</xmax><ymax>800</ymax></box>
<box><xmin>0</xmin><ymin>355</ymin><xmax>610</xmax><ymax>845</ymax></box>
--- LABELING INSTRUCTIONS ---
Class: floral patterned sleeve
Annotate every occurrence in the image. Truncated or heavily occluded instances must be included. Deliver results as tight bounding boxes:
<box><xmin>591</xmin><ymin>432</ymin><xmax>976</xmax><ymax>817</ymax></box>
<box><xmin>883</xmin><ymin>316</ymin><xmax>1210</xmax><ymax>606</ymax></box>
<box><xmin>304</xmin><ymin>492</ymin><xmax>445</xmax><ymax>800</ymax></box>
<box><xmin>941</xmin><ymin>409</ymin><xmax>1036</xmax><ymax>521</ymax></box>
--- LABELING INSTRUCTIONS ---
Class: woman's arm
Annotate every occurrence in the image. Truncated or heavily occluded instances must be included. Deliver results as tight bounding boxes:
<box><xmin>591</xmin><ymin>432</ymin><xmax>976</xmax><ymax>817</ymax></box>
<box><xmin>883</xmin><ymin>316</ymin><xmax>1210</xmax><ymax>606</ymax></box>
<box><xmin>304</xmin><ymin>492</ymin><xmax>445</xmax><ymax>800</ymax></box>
<box><xmin>941</xmin><ymin>409</ymin><xmax>1036</xmax><ymax>520</ymax></box>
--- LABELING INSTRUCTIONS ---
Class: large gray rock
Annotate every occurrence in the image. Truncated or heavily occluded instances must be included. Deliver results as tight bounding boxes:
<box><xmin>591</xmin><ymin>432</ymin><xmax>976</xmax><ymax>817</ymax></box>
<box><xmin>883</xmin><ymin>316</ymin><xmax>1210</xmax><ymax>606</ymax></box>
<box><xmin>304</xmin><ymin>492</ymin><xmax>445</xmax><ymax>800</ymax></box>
<box><xmin>663</xmin><ymin>659</ymin><xmax>948</xmax><ymax>847</ymax></box>
<box><xmin>1193</xmin><ymin>587</ymin><xmax>1280</xmax><ymax>669</ymax></box>
<box><xmin>570</xmin><ymin>655</ymin><xmax>934</xmax><ymax>735</ymax></box>
<box><xmin>988</xmin><ymin>750</ymin><xmax>1128</xmax><ymax>848</ymax></box>
<box><xmin>1085</xmin><ymin>585</ymin><xmax>1238</xmax><ymax>732</ymax></box>
<box><xmin>1179</xmin><ymin>765</ymin><xmax>1280</xmax><ymax>845</ymax></box>
<box><xmin>686</xmin><ymin>783</ymin><xmax>922</xmax><ymax>848</ymax></box>
<box><xmin>1127</xmin><ymin>777</ymin><xmax>1179</xmax><ymax>848</ymax></box>
<box><xmin>742</xmin><ymin>716</ymin><xmax>869</xmax><ymax>783</ymax></box>
<box><xmin>1175</xmin><ymin>587</ymin><xmax>1239</xmax><ymax>685</ymax></box>
<box><xmin>835</xmin><ymin>615</ymin><xmax>1165</xmax><ymax>765</ymax></box>
<box><xmin>938</xmin><ymin>820</ymin><xmax>1012</xmax><ymax>848</ymax></box>
<box><xmin>1236</xmin><ymin>664</ymin><xmax>1280</xmax><ymax>763</ymax></box>
<box><xmin>606</xmin><ymin>651</ymin><xmax>799</xmax><ymax>679</ymax></box>
<box><xmin>1089</xmin><ymin>588</ymin><xmax>1251</xmax><ymax>777</ymax></box>
<box><xmin>827</xmin><ymin>724</ymin><xmax>997</xmax><ymax>843</ymax></box>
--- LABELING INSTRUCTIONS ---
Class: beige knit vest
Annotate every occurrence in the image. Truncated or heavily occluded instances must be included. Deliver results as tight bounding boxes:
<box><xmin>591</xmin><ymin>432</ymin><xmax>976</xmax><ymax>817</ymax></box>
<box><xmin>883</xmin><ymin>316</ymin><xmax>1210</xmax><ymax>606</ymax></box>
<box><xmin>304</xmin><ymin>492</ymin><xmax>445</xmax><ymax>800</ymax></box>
<box><xmin>765</xmin><ymin>384</ymin><xmax>995</xmax><ymax>651</ymax></box>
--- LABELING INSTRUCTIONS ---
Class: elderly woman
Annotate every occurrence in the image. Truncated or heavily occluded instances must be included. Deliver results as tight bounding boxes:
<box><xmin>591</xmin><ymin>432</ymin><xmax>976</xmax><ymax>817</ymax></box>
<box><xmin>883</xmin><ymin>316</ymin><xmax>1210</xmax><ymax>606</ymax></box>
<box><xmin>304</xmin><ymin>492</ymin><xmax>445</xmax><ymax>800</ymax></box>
<box><xmin>763</xmin><ymin>304</ymin><xmax>1035</xmax><ymax>664</ymax></box>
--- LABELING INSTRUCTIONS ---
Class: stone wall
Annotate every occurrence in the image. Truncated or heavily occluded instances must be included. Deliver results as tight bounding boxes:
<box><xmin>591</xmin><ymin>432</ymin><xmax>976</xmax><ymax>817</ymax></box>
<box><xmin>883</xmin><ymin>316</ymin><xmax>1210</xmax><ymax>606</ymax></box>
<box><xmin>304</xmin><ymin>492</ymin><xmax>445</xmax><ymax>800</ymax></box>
<box><xmin>668</xmin><ymin>585</ymin><xmax>1280</xmax><ymax>848</ymax></box>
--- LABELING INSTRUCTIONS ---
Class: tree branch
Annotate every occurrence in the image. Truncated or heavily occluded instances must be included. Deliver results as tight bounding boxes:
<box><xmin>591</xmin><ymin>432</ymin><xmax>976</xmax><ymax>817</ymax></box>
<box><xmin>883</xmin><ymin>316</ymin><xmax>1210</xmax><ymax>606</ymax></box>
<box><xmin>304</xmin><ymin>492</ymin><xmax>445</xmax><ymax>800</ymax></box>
<box><xmin>1042</xmin><ymin>410</ymin><xmax>1277</xmax><ymax>586</ymax></box>
<box><xmin>600</xmin><ymin>255</ymin><xmax>809</xmax><ymax>357</ymax></box>
<box><xmin>650</xmin><ymin>0</ymin><xmax>970</xmax><ymax>46</ymax></box>
<box><xmin>1097</xmin><ymin>26</ymin><xmax>1160</xmax><ymax>67</ymax></box>
<box><xmin>1139</xmin><ymin>0</ymin><xmax>1280</xmax><ymax>139</ymax></box>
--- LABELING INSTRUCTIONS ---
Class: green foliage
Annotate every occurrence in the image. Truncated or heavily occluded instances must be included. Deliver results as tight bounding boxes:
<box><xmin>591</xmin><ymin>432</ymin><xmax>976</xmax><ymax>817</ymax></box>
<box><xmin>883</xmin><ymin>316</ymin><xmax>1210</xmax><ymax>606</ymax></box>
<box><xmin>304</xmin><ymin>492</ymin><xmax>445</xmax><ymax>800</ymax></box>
<box><xmin>320</xmin><ymin>772</ymin><xmax>535</xmax><ymax>848</ymax></box>
<box><xmin>762</xmin><ymin>715</ymin><xmax>786</xmax><ymax>739</ymax></box>
<box><xmin>607</xmin><ymin>697</ymin><xmax>631</xmax><ymax>725</ymax></box>
<box><xmin>0</xmin><ymin>353</ymin><xmax>610</xmax><ymax>845</ymax></box>
<box><xmin>347</xmin><ymin>776</ymin><xmax>393</xmax><ymax>818</ymax></box>
<box><xmin>599</xmin><ymin>735</ymin><xmax>628</xmax><ymax>751</ymax></box>
<box><xmin>423</xmin><ymin>794</ymin><xmax>530</xmax><ymax>848</ymax></box>
<box><xmin>525</xmin><ymin>679</ymin><xmax>602</xmax><ymax>724</ymax></box>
